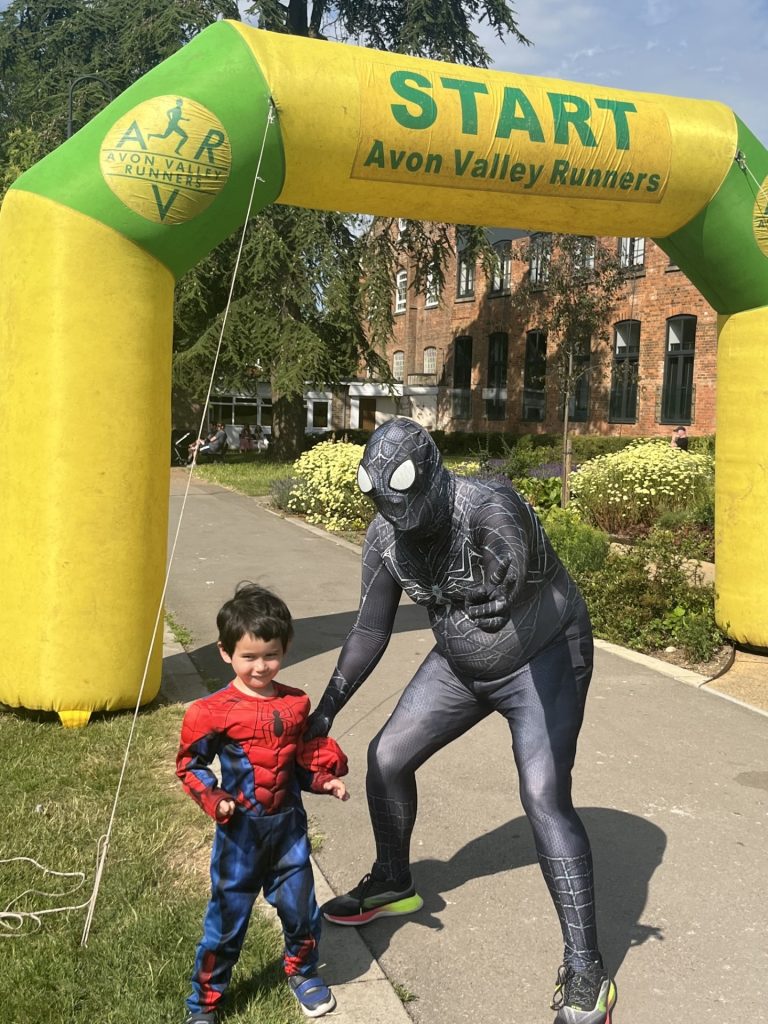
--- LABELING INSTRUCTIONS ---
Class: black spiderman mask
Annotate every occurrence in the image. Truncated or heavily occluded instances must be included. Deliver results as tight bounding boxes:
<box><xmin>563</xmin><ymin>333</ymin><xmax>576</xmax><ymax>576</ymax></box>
<box><xmin>356</xmin><ymin>418</ymin><xmax>453</xmax><ymax>535</ymax></box>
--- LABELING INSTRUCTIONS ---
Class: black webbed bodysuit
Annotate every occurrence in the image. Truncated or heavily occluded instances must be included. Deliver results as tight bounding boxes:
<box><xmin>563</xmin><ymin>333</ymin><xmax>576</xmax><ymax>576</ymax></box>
<box><xmin>308</xmin><ymin>418</ymin><xmax>602</xmax><ymax>971</ymax></box>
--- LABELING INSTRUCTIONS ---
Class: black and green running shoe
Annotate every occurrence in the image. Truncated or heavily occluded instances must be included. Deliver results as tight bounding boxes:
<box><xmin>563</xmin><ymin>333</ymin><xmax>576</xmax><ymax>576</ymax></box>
<box><xmin>551</xmin><ymin>960</ymin><xmax>617</xmax><ymax>1024</ymax></box>
<box><xmin>321</xmin><ymin>872</ymin><xmax>423</xmax><ymax>925</ymax></box>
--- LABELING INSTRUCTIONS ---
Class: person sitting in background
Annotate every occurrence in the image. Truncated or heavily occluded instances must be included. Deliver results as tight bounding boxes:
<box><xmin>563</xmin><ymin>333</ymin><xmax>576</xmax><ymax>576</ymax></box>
<box><xmin>670</xmin><ymin>426</ymin><xmax>689</xmax><ymax>451</ymax></box>
<box><xmin>188</xmin><ymin>424</ymin><xmax>227</xmax><ymax>463</ymax></box>
<box><xmin>253</xmin><ymin>423</ymin><xmax>269</xmax><ymax>453</ymax></box>
<box><xmin>239</xmin><ymin>424</ymin><xmax>254</xmax><ymax>452</ymax></box>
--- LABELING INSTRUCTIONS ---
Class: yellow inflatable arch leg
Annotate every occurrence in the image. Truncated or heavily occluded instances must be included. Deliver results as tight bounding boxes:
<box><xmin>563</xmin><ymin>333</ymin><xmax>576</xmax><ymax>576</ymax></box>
<box><xmin>715</xmin><ymin>307</ymin><xmax>768</xmax><ymax>645</ymax></box>
<box><xmin>0</xmin><ymin>191</ymin><xmax>173</xmax><ymax>720</ymax></box>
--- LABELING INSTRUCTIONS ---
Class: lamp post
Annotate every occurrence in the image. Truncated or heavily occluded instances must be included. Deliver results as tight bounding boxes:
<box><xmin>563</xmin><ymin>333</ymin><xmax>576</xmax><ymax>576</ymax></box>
<box><xmin>66</xmin><ymin>75</ymin><xmax>115</xmax><ymax>139</ymax></box>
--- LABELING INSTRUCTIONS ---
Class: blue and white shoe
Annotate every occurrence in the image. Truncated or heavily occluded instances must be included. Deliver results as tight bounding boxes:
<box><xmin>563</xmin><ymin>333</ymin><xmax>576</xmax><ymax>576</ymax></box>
<box><xmin>288</xmin><ymin>974</ymin><xmax>336</xmax><ymax>1018</ymax></box>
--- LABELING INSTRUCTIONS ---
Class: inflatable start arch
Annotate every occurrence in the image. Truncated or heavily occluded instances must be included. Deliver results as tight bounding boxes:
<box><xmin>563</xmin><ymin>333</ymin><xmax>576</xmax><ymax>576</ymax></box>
<box><xmin>1</xmin><ymin>22</ymin><xmax>767</xmax><ymax>724</ymax></box>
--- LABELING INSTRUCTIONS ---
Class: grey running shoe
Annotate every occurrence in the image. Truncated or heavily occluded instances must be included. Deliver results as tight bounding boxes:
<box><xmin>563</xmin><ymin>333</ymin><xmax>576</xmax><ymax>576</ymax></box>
<box><xmin>551</xmin><ymin>960</ymin><xmax>617</xmax><ymax>1023</ymax></box>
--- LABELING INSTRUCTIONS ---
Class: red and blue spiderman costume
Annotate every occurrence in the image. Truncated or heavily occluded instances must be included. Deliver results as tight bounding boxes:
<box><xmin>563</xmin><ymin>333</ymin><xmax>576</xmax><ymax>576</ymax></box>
<box><xmin>177</xmin><ymin>681</ymin><xmax>347</xmax><ymax>1018</ymax></box>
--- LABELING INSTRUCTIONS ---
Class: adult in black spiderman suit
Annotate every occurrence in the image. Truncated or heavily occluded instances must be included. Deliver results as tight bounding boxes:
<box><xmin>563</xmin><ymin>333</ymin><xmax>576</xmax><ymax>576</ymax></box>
<box><xmin>305</xmin><ymin>417</ymin><xmax>617</xmax><ymax>1024</ymax></box>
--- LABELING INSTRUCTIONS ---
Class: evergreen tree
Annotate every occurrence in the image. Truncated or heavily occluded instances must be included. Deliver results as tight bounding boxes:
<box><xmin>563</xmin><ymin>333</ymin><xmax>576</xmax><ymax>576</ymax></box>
<box><xmin>0</xmin><ymin>0</ymin><xmax>531</xmax><ymax>459</ymax></box>
<box><xmin>175</xmin><ymin>0</ymin><xmax>530</xmax><ymax>458</ymax></box>
<box><xmin>0</xmin><ymin>0</ymin><xmax>239</xmax><ymax>193</ymax></box>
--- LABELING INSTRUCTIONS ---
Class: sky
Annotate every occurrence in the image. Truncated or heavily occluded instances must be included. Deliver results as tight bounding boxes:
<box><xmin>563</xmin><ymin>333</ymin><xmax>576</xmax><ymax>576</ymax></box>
<box><xmin>476</xmin><ymin>0</ymin><xmax>768</xmax><ymax>144</ymax></box>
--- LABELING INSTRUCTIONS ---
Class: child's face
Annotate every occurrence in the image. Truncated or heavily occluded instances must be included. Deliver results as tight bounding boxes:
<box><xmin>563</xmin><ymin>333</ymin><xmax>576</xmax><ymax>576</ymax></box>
<box><xmin>219</xmin><ymin>633</ymin><xmax>285</xmax><ymax>698</ymax></box>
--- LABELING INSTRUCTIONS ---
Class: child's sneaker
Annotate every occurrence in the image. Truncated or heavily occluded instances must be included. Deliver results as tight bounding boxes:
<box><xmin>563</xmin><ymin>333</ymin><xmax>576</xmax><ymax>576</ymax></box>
<box><xmin>321</xmin><ymin>871</ymin><xmax>423</xmax><ymax>925</ymax></box>
<box><xmin>551</xmin><ymin>959</ymin><xmax>617</xmax><ymax>1023</ymax></box>
<box><xmin>183</xmin><ymin>1013</ymin><xmax>216</xmax><ymax>1024</ymax></box>
<box><xmin>288</xmin><ymin>974</ymin><xmax>336</xmax><ymax>1018</ymax></box>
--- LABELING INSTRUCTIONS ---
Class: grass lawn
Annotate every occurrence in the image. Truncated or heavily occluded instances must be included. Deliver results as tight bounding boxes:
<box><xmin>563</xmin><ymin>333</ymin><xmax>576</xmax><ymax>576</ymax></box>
<box><xmin>0</xmin><ymin>703</ymin><xmax>303</xmax><ymax>1024</ymax></box>
<box><xmin>193</xmin><ymin>455</ymin><xmax>294</xmax><ymax>498</ymax></box>
<box><xmin>192</xmin><ymin>452</ymin><xmax>475</xmax><ymax>502</ymax></box>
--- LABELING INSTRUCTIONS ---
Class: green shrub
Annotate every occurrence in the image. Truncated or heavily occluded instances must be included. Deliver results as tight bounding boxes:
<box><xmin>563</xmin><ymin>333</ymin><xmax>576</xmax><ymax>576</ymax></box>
<box><xmin>570</xmin><ymin>440</ymin><xmax>714</xmax><ymax>534</ymax></box>
<box><xmin>515</xmin><ymin>475</ymin><xmax>562</xmax><ymax>511</ymax></box>
<box><xmin>500</xmin><ymin>435</ymin><xmax>560</xmax><ymax>477</ymax></box>
<box><xmin>288</xmin><ymin>441</ymin><xmax>374</xmax><ymax>532</ymax></box>
<box><xmin>270</xmin><ymin>475</ymin><xmax>298</xmax><ymax>510</ymax></box>
<box><xmin>578</xmin><ymin>527</ymin><xmax>724</xmax><ymax>661</ymax></box>
<box><xmin>540</xmin><ymin>507</ymin><xmax>610</xmax><ymax>576</ymax></box>
<box><xmin>689</xmin><ymin>434</ymin><xmax>715</xmax><ymax>458</ymax></box>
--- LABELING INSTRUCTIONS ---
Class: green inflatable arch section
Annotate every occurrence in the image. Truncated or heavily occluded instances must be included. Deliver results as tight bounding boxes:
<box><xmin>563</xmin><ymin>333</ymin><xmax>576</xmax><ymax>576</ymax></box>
<box><xmin>1</xmin><ymin>20</ymin><xmax>767</xmax><ymax>723</ymax></box>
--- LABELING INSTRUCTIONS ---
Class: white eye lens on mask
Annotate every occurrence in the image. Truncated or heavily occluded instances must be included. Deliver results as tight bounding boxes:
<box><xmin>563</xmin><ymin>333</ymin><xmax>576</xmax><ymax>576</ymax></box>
<box><xmin>389</xmin><ymin>458</ymin><xmax>416</xmax><ymax>491</ymax></box>
<box><xmin>357</xmin><ymin>464</ymin><xmax>374</xmax><ymax>493</ymax></box>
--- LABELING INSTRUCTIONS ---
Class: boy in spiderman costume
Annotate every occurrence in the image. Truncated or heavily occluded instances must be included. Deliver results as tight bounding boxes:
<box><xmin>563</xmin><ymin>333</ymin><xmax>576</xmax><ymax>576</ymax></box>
<box><xmin>304</xmin><ymin>418</ymin><xmax>617</xmax><ymax>1024</ymax></box>
<box><xmin>177</xmin><ymin>583</ymin><xmax>349</xmax><ymax>1023</ymax></box>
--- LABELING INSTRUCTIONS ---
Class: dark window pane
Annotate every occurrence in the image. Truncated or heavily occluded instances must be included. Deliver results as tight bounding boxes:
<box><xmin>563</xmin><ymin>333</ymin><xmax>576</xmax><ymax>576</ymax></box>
<box><xmin>454</xmin><ymin>336</ymin><xmax>472</xmax><ymax>388</ymax></box>
<box><xmin>312</xmin><ymin>402</ymin><xmax>329</xmax><ymax>428</ymax></box>
<box><xmin>522</xmin><ymin>330</ymin><xmax>547</xmax><ymax>421</ymax></box>
<box><xmin>662</xmin><ymin>316</ymin><xmax>696</xmax><ymax>422</ymax></box>
<box><xmin>609</xmin><ymin>321</ymin><xmax>640</xmax><ymax>422</ymax></box>
<box><xmin>488</xmin><ymin>332</ymin><xmax>508</xmax><ymax>389</ymax></box>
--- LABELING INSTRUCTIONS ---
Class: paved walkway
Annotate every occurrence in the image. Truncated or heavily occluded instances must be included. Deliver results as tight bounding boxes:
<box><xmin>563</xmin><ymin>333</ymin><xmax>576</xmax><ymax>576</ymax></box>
<box><xmin>163</xmin><ymin>471</ymin><xmax>768</xmax><ymax>1024</ymax></box>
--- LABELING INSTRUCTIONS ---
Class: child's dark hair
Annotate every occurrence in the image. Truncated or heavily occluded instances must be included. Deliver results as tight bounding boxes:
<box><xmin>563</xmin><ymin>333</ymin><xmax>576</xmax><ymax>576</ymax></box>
<box><xmin>217</xmin><ymin>582</ymin><xmax>294</xmax><ymax>655</ymax></box>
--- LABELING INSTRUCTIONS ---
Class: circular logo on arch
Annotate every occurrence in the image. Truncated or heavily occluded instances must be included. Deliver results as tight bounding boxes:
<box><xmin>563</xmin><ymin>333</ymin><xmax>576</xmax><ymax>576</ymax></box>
<box><xmin>753</xmin><ymin>177</ymin><xmax>768</xmax><ymax>258</ymax></box>
<box><xmin>100</xmin><ymin>96</ymin><xmax>231</xmax><ymax>224</ymax></box>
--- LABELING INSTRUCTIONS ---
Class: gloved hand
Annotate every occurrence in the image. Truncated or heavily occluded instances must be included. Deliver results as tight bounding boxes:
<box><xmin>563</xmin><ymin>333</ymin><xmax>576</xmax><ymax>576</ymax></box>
<box><xmin>303</xmin><ymin>705</ymin><xmax>334</xmax><ymax>741</ymax></box>
<box><xmin>465</xmin><ymin>556</ymin><xmax>515</xmax><ymax>633</ymax></box>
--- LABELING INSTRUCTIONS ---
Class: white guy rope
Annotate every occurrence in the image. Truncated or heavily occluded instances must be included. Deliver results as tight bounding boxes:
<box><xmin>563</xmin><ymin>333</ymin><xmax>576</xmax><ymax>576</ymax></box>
<box><xmin>78</xmin><ymin>98</ymin><xmax>276</xmax><ymax>948</ymax></box>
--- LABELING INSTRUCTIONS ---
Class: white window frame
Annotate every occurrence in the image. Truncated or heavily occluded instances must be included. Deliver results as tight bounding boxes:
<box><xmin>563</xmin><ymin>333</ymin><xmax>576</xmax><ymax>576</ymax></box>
<box><xmin>491</xmin><ymin>242</ymin><xmax>512</xmax><ymax>294</ymax></box>
<box><xmin>529</xmin><ymin>235</ymin><xmax>550</xmax><ymax>288</ymax></box>
<box><xmin>423</xmin><ymin>346</ymin><xmax>437</xmax><ymax>374</ymax></box>
<box><xmin>392</xmin><ymin>350</ymin><xmax>405</xmax><ymax>381</ymax></box>
<box><xmin>395</xmin><ymin>270</ymin><xmax>407</xmax><ymax>314</ymax></box>
<box><xmin>619</xmin><ymin>236</ymin><xmax>645</xmax><ymax>269</ymax></box>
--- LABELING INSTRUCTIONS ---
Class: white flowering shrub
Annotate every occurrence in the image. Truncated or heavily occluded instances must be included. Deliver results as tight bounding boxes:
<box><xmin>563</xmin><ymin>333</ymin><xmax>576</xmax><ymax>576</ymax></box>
<box><xmin>287</xmin><ymin>441</ymin><xmax>374</xmax><ymax>533</ymax></box>
<box><xmin>570</xmin><ymin>440</ymin><xmax>713</xmax><ymax>534</ymax></box>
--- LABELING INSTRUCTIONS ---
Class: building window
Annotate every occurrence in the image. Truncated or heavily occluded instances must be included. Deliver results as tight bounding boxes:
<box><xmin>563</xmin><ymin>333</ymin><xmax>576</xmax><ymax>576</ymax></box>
<box><xmin>423</xmin><ymin>346</ymin><xmax>437</xmax><ymax>375</ymax></box>
<box><xmin>619</xmin><ymin>236</ymin><xmax>645</xmax><ymax>270</ymax></box>
<box><xmin>210</xmin><ymin>396</ymin><xmax>271</xmax><ymax>431</ymax></box>
<box><xmin>392</xmin><ymin>350</ymin><xmax>404</xmax><ymax>381</ymax></box>
<box><xmin>490</xmin><ymin>241</ymin><xmax>512</xmax><ymax>294</ymax></box>
<box><xmin>529</xmin><ymin>233</ymin><xmax>551</xmax><ymax>289</ymax></box>
<box><xmin>395</xmin><ymin>270</ymin><xmax>407</xmax><ymax>313</ymax></box>
<box><xmin>452</xmin><ymin>335</ymin><xmax>472</xmax><ymax>419</ymax></box>
<box><xmin>609</xmin><ymin>320</ymin><xmax>640</xmax><ymax>423</ymax></box>
<box><xmin>457</xmin><ymin>252</ymin><xmax>475</xmax><ymax>298</ymax></box>
<box><xmin>485</xmin><ymin>331</ymin><xmax>508</xmax><ymax>420</ymax></box>
<box><xmin>573</xmin><ymin>235</ymin><xmax>595</xmax><ymax>271</ymax></box>
<box><xmin>425</xmin><ymin>272</ymin><xmax>439</xmax><ymax>307</ymax></box>
<box><xmin>312</xmin><ymin>401</ymin><xmax>329</xmax><ymax>428</ymax></box>
<box><xmin>661</xmin><ymin>314</ymin><xmax>696</xmax><ymax>423</ymax></box>
<box><xmin>522</xmin><ymin>330</ymin><xmax>547</xmax><ymax>422</ymax></box>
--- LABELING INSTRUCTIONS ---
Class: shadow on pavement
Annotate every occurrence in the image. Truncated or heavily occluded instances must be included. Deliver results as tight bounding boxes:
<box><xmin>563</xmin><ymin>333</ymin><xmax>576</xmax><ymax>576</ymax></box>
<box><xmin>186</xmin><ymin>603</ymin><xmax>432</xmax><ymax>690</ymax></box>
<box><xmin>335</xmin><ymin>808</ymin><xmax>665</xmax><ymax>982</ymax></box>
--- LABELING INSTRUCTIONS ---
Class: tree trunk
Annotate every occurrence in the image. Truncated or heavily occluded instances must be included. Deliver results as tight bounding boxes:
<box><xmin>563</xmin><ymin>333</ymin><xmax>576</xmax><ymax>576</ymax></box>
<box><xmin>271</xmin><ymin>391</ymin><xmax>306</xmax><ymax>461</ymax></box>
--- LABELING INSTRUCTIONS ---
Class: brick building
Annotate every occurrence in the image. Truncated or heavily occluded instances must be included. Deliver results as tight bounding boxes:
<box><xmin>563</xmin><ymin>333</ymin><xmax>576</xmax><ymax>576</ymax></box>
<box><xmin>381</xmin><ymin>227</ymin><xmax>717</xmax><ymax>439</ymax></box>
<box><xmin>199</xmin><ymin>228</ymin><xmax>717</xmax><ymax>444</ymax></box>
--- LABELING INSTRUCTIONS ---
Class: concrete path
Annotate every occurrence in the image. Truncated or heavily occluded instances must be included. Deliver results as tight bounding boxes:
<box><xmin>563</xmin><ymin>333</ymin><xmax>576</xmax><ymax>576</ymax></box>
<box><xmin>164</xmin><ymin>471</ymin><xmax>768</xmax><ymax>1024</ymax></box>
